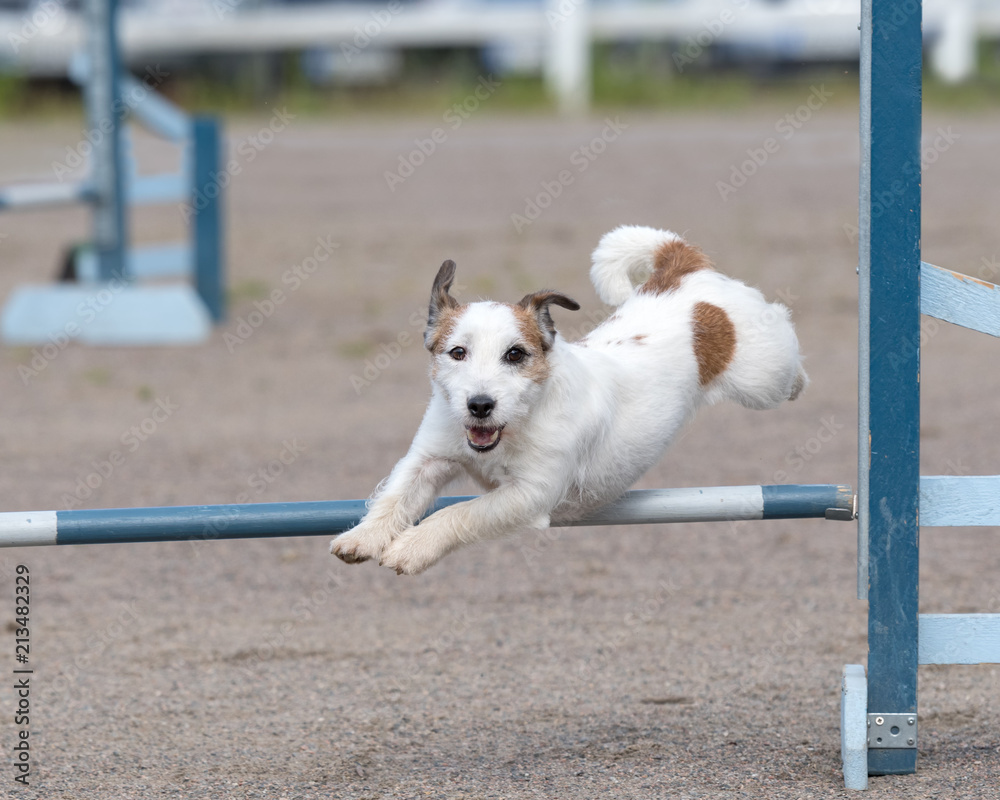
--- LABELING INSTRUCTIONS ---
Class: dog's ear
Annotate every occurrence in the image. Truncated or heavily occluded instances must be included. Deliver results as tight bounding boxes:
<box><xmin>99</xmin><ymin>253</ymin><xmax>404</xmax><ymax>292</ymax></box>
<box><xmin>426</xmin><ymin>260</ymin><xmax>459</xmax><ymax>350</ymax></box>
<box><xmin>517</xmin><ymin>291</ymin><xmax>581</xmax><ymax>349</ymax></box>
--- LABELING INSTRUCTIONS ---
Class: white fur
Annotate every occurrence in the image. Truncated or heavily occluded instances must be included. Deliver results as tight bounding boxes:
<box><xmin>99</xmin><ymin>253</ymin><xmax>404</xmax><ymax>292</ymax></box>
<box><xmin>590</xmin><ymin>224</ymin><xmax>683</xmax><ymax>305</ymax></box>
<box><xmin>332</xmin><ymin>226</ymin><xmax>808</xmax><ymax>574</ymax></box>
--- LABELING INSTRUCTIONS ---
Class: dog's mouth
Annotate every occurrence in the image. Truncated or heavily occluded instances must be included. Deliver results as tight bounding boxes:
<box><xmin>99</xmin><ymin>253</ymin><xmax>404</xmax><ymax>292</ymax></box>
<box><xmin>465</xmin><ymin>425</ymin><xmax>504</xmax><ymax>453</ymax></box>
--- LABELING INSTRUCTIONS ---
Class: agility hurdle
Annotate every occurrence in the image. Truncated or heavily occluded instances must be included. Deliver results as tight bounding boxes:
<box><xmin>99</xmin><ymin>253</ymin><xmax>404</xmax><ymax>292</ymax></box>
<box><xmin>840</xmin><ymin>0</ymin><xmax>1000</xmax><ymax>790</ymax></box>
<box><xmin>0</xmin><ymin>0</ymin><xmax>224</xmax><ymax>346</ymax></box>
<box><xmin>0</xmin><ymin>484</ymin><xmax>854</xmax><ymax>547</ymax></box>
<box><xmin>0</xmin><ymin>0</ymin><xmax>995</xmax><ymax>792</ymax></box>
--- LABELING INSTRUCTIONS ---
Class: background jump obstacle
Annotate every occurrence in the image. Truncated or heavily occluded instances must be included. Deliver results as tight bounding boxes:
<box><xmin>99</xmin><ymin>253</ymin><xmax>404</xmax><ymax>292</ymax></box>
<box><xmin>842</xmin><ymin>0</ymin><xmax>1000</xmax><ymax>790</ymax></box>
<box><xmin>0</xmin><ymin>484</ymin><xmax>855</xmax><ymax>547</ymax></box>
<box><xmin>0</xmin><ymin>0</ymin><xmax>224</xmax><ymax>346</ymax></box>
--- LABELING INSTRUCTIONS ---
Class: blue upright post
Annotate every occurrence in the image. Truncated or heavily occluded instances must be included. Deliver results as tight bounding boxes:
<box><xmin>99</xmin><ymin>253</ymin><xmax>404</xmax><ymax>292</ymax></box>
<box><xmin>859</xmin><ymin>0</ymin><xmax>922</xmax><ymax>777</ymax></box>
<box><xmin>83</xmin><ymin>0</ymin><xmax>127</xmax><ymax>282</ymax></box>
<box><xmin>192</xmin><ymin>117</ymin><xmax>225</xmax><ymax>322</ymax></box>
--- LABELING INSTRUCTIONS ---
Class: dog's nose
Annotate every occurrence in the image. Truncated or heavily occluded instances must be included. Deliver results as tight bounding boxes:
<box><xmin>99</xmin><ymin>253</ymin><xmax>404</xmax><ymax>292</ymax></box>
<box><xmin>467</xmin><ymin>394</ymin><xmax>495</xmax><ymax>419</ymax></box>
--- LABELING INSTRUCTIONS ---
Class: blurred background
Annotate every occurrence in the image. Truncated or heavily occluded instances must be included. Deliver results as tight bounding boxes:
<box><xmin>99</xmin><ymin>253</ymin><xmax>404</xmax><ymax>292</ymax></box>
<box><xmin>1</xmin><ymin>0</ymin><xmax>1000</xmax><ymax>114</ymax></box>
<box><xmin>1</xmin><ymin>3</ymin><xmax>999</xmax><ymax>797</ymax></box>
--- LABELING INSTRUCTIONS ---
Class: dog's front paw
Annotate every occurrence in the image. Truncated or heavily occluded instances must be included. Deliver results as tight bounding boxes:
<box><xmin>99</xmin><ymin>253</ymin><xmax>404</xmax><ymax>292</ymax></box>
<box><xmin>379</xmin><ymin>529</ymin><xmax>450</xmax><ymax>576</ymax></box>
<box><xmin>330</xmin><ymin>520</ymin><xmax>395</xmax><ymax>565</ymax></box>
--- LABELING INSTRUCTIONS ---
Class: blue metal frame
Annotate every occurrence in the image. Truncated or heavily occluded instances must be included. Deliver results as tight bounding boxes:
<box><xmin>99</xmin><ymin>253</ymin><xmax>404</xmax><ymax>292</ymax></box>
<box><xmin>192</xmin><ymin>117</ymin><xmax>225</xmax><ymax>322</ymax></box>
<box><xmin>859</xmin><ymin>0</ymin><xmax>922</xmax><ymax>777</ymax></box>
<box><xmin>0</xmin><ymin>0</ymin><xmax>225</xmax><ymax>345</ymax></box>
<box><xmin>84</xmin><ymin>0</ymin><xmax>127</xmax><ymax>282</ymax></box>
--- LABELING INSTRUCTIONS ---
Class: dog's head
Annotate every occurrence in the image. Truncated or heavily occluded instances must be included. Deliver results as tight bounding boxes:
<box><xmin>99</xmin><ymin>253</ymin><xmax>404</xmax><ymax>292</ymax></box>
<box><xmin>424</xmin><ymin>260</ymin><xmax>579</xmax><ymax>454</ymax></box>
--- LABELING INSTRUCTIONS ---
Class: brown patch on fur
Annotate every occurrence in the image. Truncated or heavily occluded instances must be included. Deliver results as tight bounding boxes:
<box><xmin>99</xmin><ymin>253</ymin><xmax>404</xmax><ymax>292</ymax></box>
<box><xmin>426</xmin><ymin>307</ymin><xmax>464</xmax><ymax>381</ymax></box>
<box><xmin>510</xmin><ymin>305</ymin><xmax>553</xmax><ymax>384</ymax></box>
<box><xmin>631</xmin><ymin>334</ymin><xmax>648</xmax><ymax>344</ymax></box>
<box><xmin>425</xmin><ymin>259</ymin><xmax>460</xmax><ymax>356</ymax></box>
<box><xmin>639</xmin><ymin>239</ymin><xmax>713</xmax><ymax>296</ymax></box>
<box><xmin>692</xmin><ymin>302</ymin><xmax>736</xmax><ymax>386</ymax></box>
<box><xmin>425</xmin><ymin>306</ymin><xmax>462</xmax><ymax>356</ymax></box>
<box><xmin>516</xmin><ymin>291</ymin><xmax>580</xmax><ymax>346</ymax></box>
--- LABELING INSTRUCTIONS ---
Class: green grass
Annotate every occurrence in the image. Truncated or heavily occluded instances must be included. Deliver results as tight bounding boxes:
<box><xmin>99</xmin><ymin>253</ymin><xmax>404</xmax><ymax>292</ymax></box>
<box><xmin>81</xmin><ymin>367</ymin><xmax>113</xmax><ymax>387</ymax></box>
<box><xmin>228</xmin><ymin>279</ymin><xmax>271</xmax><ymax>304</ymax></box>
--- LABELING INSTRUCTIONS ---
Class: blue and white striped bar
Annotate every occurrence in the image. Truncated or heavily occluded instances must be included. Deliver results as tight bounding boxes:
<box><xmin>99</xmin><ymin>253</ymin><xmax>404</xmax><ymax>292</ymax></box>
<box><xmin>0</xmin><ymin>484</ymin><xmax>854</xmax><ymax>547</ymax></box>
<box><xmin>0</xmin><ymin>181</ymin><xmax>94</xmax><ymax>211</ymax></box>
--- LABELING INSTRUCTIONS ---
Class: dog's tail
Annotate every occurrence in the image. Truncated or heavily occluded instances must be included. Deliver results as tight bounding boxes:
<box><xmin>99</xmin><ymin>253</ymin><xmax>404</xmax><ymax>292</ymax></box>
<box><xmin>590</xmin><ymin>225</ymin><xmax>703</xmax><ymax>306</ymax></box>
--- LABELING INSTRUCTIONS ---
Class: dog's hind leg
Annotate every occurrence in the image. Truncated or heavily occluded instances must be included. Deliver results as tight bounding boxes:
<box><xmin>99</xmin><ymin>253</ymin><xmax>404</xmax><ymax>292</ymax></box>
<box><xmin>331</xmin><ymin>453</ymin><xmax>460</xmax><ymax>564</ymax></box>
<box><xmin>698</xmin><ymin>298</ymin><xmax>807</xmax><ymax>411</ymax></box>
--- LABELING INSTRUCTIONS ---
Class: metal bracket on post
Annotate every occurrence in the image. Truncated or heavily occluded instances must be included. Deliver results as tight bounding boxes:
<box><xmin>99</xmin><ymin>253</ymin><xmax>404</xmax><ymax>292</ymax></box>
<box><xmin>825</xmin><ymin>493</ymin><xmax>857</xmax><ymax>521</ymax></box>
<box><xmin>868</xmin><ymin>714</ymin><xmax>917</xmax><ymax>750</ymax></box>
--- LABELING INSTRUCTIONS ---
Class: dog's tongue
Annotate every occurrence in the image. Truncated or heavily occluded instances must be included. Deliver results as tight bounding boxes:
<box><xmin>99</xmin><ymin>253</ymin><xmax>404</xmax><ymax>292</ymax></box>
<box><xmin>468</xmin><ymin>428</ymin><xmax>498</xmax><ymax>447</ymax></box>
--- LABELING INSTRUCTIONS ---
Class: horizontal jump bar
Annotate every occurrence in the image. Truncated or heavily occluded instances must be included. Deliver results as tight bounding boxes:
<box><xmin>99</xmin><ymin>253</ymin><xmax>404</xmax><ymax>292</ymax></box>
<box><xmin>0</xmin><ymin>484</ymin><xmax>855</xmax><ymax>548</ymax></box>
<box><xmin>0</xmin><ymin>181</ymin><xmax>95</xmax><ymax>211</ymax></box>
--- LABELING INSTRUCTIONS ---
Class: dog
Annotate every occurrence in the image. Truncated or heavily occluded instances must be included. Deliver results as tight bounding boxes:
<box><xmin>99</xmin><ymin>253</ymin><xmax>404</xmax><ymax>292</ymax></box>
<box><xmin>331</xmin><ymin>225</ymin><xmax>807</xmax><ymax>575</ymax></box>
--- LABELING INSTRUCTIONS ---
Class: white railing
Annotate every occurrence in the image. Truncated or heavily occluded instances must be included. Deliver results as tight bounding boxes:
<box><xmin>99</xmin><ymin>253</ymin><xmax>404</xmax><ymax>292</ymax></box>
<box><xmin>0</xmin><ymin>0</ymin><xmax>986</xmax><ymax>112</ymax></box>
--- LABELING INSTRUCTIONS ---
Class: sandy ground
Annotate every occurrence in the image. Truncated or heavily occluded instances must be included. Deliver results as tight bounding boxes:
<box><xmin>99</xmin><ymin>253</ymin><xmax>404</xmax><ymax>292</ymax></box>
<box><xmin>0</xmin><ymin>102</ymin><xmax>997</xmax><ymax>799</ymax></box>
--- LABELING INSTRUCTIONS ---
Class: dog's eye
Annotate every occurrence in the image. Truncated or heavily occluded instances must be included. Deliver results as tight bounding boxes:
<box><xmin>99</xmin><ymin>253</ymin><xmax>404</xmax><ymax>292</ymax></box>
<box><xmin>449</xmin><ymin>347</ymin><xmax>466</xmax><ymax>361</ymax></box>
<box><xmin>504</xmin><ymin>347</ymin><xmax>526</xmax><ymax>364</ymax></box>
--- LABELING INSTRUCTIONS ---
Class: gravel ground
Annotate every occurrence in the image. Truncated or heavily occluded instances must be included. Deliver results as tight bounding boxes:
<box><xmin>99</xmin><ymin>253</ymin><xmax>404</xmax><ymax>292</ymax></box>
<box><xmin>0</xmin><ymin>104</ymin><xmax>997</xmax><ymax>798</ymax></box>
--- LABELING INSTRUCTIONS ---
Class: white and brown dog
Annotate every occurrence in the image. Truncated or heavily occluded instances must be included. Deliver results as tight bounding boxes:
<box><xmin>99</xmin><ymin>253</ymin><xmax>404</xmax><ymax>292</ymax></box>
<box><xmin>331</xmin><ymin>225</ymin><xmax>807</xmax><ymax>574</ymax></box>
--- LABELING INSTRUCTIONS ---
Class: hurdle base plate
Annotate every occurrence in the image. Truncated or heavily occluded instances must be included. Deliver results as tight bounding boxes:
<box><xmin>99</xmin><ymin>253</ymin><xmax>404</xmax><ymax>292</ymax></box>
<box><xmin>841</xmin><ymin>664</ymin><xmax>869</xmax><ymax>790</ymax></box>
<box><xmin>1</xmin><ymin>284</ymin><xmax>211</xmax><ymax>346</ymax></box>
